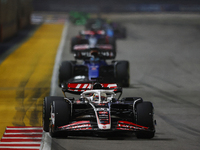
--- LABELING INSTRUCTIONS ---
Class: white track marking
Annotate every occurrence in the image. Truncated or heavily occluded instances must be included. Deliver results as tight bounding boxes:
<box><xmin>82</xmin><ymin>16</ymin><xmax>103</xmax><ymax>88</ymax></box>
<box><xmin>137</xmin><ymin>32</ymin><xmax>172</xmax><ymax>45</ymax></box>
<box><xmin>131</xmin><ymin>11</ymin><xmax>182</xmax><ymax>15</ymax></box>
<box><xmin>50</xmin><ymin>21</ymin><xmax>69</xmax><ymax>96</ymax></box>
<box><xmin>44</xmin><ymin>21</ymin><xmax>69</xmax><ymax>150</ymax></box>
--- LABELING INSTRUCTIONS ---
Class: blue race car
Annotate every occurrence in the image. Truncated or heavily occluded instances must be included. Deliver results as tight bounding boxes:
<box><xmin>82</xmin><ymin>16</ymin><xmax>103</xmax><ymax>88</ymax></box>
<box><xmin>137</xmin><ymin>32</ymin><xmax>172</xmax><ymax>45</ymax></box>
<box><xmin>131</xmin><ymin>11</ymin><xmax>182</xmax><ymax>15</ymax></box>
<box><xmin>58</xmin><ymin>50</ymin><xmax>129</xmax><ymax>87</ymax></box>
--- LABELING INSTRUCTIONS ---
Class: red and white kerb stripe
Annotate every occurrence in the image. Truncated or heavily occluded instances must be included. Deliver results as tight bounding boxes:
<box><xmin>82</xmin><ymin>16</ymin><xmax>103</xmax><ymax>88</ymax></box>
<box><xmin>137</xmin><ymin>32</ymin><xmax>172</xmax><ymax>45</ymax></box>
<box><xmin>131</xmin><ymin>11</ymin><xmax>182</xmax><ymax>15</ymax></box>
<box><xmin>0</xmin><ymin>126</ymin><xmax>43</xmax><ymax>150</ymax></box>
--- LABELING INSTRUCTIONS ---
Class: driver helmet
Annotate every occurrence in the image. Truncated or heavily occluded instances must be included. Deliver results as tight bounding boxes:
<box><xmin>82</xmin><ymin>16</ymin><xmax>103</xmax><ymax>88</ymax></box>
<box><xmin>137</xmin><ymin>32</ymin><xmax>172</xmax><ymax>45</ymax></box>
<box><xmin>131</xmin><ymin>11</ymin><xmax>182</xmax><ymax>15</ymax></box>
<box><xmin>90</xmin><ymin>50</ymin><xmax>98</xmax><ymax>57</ymax></box>
<box><xmin>101</xmin><ymin>93</ymin><xmax>107</xmax><ymax>101</ymax></box>
<box><xmin>90</xmin><ymin>50</ymin><xmax>100</xmax><ymax>62</ymax></box>
<box><xmin>93</xmin><ymin>93</ymin><xmax>107</xmax><ymax>101</ymax></box>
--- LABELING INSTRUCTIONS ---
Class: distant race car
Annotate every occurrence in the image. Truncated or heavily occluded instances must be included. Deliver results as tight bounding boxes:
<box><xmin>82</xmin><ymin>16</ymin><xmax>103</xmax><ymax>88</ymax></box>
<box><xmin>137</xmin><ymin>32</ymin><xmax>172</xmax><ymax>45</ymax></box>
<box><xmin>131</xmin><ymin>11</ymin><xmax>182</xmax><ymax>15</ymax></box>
<box><xmin>58</xmin><ymin>50</ymin><xmax>129</xmax><ymax>87</ymax></box>
<box><xmin>110</xmin><ymin>22</ymin><xmax>127</xmax><ymax>39</ymax></box>
<box><xmin>43</xmin><ymin>81</ymin><xmax>156</xmax><ymax>139</ymax></box>
<box><xmin>69</xmin><ymin>11</ymin><xmax>90</xmax><ymax>25</ymax></box>
<box><xmin>85</xmin><ymin>18</ymin><xmax>126</xmax><ymax>39</ymax></box>
<box><xmin>85</xmin><ymin>18</ymin><xmax>115</xmax><ymax>38</ymax></box>
<box><xmin>70</xmin><ymin>29</ymin><xmax>116</xmax><ymax>53</ymax></box>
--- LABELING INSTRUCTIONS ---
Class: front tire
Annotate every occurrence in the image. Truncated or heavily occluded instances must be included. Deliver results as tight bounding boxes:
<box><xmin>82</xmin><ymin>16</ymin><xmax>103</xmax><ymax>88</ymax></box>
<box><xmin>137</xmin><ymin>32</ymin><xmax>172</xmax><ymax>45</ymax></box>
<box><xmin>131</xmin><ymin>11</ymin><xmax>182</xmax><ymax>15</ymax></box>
<box><xmin>43</xmin><ymin>96</ymin><xmax>65</xmax><ymax>132</ymax></box>
<box><xmin>135</xmin><ymin>102</ymin><xmax>155</xmax><ymax>139</ymax></box>
<box><xmin>115</xmin><ymin>61</ymin><xmax>130</xmax><ymax>87</ymax></box>
<box><xmin>49</xmin><ymin>100</ymin><xmax>71</xmax><ymax>137</ymax></box>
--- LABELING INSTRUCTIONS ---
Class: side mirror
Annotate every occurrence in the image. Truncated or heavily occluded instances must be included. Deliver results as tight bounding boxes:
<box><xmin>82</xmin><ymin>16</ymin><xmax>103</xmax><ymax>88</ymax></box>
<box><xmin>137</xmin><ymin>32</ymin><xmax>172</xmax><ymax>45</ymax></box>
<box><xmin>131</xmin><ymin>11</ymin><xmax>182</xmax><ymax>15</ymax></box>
<box><xmin>114</xmin><ymin>87</ymin><xmax>122</xmax><ymax>93</ymax></box>
<box><xmin>114</xmin><ymin>87</ymin><xmax>122</xmax><ymax>101</ymax></box>
<box><xmin>61</xmin><ymin>83</ymin><xmax>68</xmax><ymax>92</ymax></box>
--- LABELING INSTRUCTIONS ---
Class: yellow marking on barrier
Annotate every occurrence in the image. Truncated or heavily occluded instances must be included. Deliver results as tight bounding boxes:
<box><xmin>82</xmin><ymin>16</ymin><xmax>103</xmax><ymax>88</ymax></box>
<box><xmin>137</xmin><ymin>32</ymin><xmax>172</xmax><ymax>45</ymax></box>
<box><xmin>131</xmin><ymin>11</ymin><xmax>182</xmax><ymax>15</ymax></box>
<box><xmin>0</xmin><ymin>23</ymin><xmax>64</xmax><ymax>137</ymax></box>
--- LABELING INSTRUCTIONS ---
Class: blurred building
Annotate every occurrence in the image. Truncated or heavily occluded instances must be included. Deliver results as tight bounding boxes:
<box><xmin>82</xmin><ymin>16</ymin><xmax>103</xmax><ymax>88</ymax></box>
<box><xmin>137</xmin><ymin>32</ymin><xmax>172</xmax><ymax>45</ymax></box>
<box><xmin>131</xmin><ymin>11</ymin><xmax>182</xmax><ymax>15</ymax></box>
<box><xmin>1</xmin><ymin>0</ymin><xmax>200</xmax><ymax>42</ymax></box>
<box><xmin>32</xmin><ymin>0</ymin><xmax>200</xmax><ymax>12</ymax></box>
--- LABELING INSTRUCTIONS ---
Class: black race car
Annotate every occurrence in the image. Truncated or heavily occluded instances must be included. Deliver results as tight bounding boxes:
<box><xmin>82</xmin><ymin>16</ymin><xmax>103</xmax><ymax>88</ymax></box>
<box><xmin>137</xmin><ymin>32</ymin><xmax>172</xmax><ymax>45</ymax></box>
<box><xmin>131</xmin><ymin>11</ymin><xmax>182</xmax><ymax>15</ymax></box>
<box><xmin>70</xmin><ymin>29</ymin><xmax>116</xmax><ymax>53</ymax></box>
<box><xmin>43</xmin><ymin>81</ymin><xmax>156</xmax><ymax>139</ymax></box>
<box><xmin>58</xmin><ymin>49</ymin><xmax>129</xmax><ymax>87</ymax></box>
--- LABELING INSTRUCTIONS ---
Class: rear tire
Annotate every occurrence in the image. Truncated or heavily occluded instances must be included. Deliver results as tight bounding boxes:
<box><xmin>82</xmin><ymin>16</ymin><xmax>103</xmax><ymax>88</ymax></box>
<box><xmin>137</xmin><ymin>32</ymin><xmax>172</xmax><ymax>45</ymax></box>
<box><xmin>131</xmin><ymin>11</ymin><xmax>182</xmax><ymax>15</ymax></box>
<box><xmin>71</xmin><ymin>37</ymin><xmax>78</xmax><ymax>52</ymax></box>
<box><xmin>43</xmin><ymin>96</ymin><xmax>65</xmax><ymax>132</ymax></box>
<box><xmin>115</xmin><ymin>61</ymin><xmax>130</xmax><ymax>87</ymax></box>
<box><xmin>135</xmin><ymin>102</ymin><xmax>155</xmax><ymax>139</ymax></box>
<box><xmin>49</xmin><ymin>100</ymin><xmax>71</xmax><ymax>137</ymax></box>
<box><xmin>58</xmin><ymin>61</ymin><xmax>73</xmax><ymax>87</ymax></box>
<box><xmin>108</xmin><ymin>37</ymin><xmax>116</xmax><ymax>54</ymax></box>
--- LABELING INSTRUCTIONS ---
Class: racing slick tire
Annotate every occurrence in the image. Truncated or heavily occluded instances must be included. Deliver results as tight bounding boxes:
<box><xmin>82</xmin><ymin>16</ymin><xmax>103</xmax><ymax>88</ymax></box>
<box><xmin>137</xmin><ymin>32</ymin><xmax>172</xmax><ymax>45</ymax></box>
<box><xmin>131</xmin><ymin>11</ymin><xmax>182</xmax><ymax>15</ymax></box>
<box><xmin>43</xmin><ymin>96</ymin><xmax>65</xmax><ymax>132</ymax></box>
<box><xmin>108</xmin><ymin>37</ymin><xmax>116</xmax><ymax>54</ymax></box>
<box><xmin>58</xmin><ymin>61</ymin><xmax>73</xmax><ymax>87</ymax></box>
<box><xmin>115</xmin><ymin>61</ymin><xmax>130</xmax><ymax>87</ymax></box>
<box><xmin>49</xmin><ymin>100</ymin><xmax>71</xmax><ymax>137</ymax></box>
<box><xmin>71</xmin><ymin>37</ymin><xmax>78</xmax><ymax>52</ymax></box>
<box><xmin>135</xmin><ymin>102</ymin><xmax>155</xmax><ymax>139</ymax></box>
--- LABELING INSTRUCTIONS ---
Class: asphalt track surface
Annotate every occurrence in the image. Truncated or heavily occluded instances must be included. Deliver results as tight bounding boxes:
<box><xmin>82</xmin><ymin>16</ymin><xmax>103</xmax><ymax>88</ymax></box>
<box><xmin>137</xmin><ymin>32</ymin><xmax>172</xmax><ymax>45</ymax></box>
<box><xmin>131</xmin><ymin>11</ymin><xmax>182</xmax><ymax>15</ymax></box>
<box><xmin>0</xmin><ymin>13</ymin><xmax>200</xmax><ymax>150</ymax></box>
<box><xmin>52</xmin><ymin>13</ymin><xmax>200</xmax><ymax>150</ymax></box>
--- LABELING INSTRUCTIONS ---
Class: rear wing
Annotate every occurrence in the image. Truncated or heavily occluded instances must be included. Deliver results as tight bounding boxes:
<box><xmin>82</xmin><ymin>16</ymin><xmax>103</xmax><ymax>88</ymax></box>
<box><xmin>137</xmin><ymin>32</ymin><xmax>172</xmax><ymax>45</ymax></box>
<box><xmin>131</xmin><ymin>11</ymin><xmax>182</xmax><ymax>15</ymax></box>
<box><xmin>80</xmin><ymin>30</ymin><xmax>106</xmax><ymax>36</ymax></box>
<box><xmin>73</xmin><ymin>46</ymin><xmax>116</xmax><ymax>59</ymax></box>
<box><xmin>61</xmin><ymin>83</ymin><xmax>121</xmax><ymax>94</ymax></box>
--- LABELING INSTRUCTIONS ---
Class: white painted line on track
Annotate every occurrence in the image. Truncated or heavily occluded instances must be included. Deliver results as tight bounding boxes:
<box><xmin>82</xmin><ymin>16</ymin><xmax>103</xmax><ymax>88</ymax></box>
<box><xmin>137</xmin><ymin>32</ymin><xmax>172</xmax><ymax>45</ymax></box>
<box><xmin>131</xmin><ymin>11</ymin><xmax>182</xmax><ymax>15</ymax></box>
<box><xmin>50</xmin><ymin>21</ymin><xmax>69</xmax><ymax>96</ymax></box>
<box><xmin>41</xmin><ymin>133</ymin><xmax>52</xmax><ymax>150</ymax></box>
<box><xmin>43</xmin><ymin>21</ymin><xmax>69</xmax><ymax>150</ymax></box>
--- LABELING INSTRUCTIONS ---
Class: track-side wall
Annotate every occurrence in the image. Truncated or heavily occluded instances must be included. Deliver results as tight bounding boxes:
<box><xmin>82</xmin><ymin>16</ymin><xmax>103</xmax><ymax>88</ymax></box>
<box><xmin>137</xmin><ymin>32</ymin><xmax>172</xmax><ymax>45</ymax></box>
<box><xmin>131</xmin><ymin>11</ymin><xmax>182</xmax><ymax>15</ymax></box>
<box><xmin>0</xmin><ymin>0</ymin><xmax>32</xmax><ymax>42</ymax></box>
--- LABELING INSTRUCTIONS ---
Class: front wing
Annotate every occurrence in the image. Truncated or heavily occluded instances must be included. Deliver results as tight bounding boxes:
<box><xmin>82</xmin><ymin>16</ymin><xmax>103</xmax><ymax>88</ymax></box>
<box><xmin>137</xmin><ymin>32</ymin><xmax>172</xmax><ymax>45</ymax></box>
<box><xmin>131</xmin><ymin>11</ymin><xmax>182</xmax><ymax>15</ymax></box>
<box><xmin>58</xmin><ymin>120</ymin><xmax>152</xmax><ymax>132</ymax></box>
